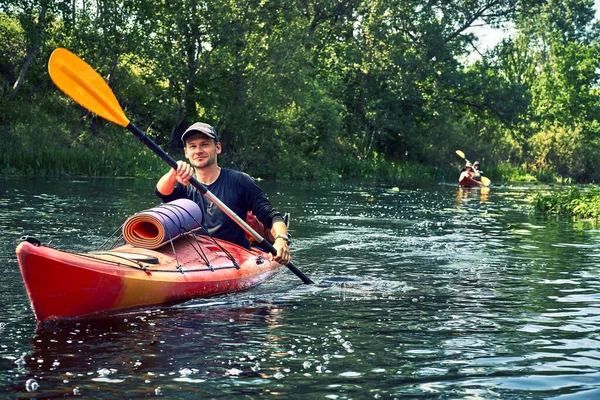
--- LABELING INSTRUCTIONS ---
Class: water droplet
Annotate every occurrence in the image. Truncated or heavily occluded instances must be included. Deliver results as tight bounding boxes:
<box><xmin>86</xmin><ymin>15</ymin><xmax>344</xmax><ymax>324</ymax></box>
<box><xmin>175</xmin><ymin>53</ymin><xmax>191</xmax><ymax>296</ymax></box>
<box><xmin>25</xmin><ymin>378</ymin><xmax>38</xmax><ymax>392</ymax></box>
<box><xmin>14</xmin><ymin>354</ymin><xmax>26</xmax><ymax>368</ymax></box>
<box><xmin>225</xmin><ymin>368</ymin><xmax>243</xmax><ymax>376</ymax></box>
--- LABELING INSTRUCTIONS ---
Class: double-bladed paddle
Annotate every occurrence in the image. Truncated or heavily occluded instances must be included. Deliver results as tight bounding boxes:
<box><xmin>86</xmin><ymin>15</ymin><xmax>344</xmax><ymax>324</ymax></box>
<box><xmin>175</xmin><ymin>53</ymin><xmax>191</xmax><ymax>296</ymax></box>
<box><xmin>455</xmin><ymin>150</ymin><xmax>491</xmax><ymax>186</ymax></box>
<box><xmin>48</xmin><ymin>47</ymin><xmax>314</xmax><ymax>285</ymax></box>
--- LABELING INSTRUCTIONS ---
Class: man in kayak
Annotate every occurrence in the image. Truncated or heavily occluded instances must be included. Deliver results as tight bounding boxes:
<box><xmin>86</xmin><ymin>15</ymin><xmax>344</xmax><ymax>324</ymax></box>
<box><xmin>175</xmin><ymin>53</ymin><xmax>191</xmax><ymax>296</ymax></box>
<box><xmin>155</xmin><ymin>122</ymin><xmax>291</xmax><ymax>265</ymax></box>
<box><xmin>459</xmin><ymin>162</ymin><xmax>474</xmax><ymax>182</ymax></box>
<box><xmin>472</xmin><ymin>161</ymin><xmax>483</xmax><ymax>181</ymax></box>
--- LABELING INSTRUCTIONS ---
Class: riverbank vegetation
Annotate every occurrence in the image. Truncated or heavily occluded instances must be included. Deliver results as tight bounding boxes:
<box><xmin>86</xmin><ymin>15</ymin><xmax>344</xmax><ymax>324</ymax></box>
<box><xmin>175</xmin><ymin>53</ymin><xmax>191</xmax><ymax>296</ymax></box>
<box><xmin>1</xmin><ymin>1</ymin><xmax>599</xmax><ymax>182</ymax></box>
<box><xmin>532</xmin><ymin>186</ymin><xmax>600</xmax><ymax>219</ymax></box>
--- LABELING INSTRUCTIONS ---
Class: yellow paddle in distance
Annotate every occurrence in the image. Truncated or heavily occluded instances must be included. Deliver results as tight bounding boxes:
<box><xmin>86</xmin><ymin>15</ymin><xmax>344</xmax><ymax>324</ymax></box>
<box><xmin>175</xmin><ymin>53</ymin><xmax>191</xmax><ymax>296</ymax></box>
<box><xmin>48</xmin><ymin>47</ymin><xmax>314</xmax><ymax>285</ymax></box>
<box><xmin>455</xmin><ymin>149</ymin><xmax>491</xmax><ymax>186</ymax></box>
<box><xmin>455</xmin><ymin>150</ymin><xmax>468</xmax><ymax>162</ymax></box>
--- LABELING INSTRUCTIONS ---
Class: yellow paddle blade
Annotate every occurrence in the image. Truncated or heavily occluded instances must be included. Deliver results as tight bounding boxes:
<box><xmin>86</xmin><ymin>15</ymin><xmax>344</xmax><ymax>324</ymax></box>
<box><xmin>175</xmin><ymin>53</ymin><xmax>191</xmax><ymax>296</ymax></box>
<box><xmin>455</xmin><ymin>150</ymin><xmax>471</xmax><ymax>164</ymax></box>
<box><xmin>48</xmin><ymin>48</ymin><xmax>129</xmax><ymax>127</ymax></box>
<box><xmin>481</xmin><ymin>176</ymin><xmax>491</xmax><ymax>186</ymax></box>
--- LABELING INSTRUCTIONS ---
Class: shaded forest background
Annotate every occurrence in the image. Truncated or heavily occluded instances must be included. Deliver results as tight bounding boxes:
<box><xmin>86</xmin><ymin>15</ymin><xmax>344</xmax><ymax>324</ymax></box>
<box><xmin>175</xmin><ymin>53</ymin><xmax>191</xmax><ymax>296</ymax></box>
<box><xmin>1</xmin><ymin>0</ymin><xmax>599</xmax><ymax>182</ymax></box>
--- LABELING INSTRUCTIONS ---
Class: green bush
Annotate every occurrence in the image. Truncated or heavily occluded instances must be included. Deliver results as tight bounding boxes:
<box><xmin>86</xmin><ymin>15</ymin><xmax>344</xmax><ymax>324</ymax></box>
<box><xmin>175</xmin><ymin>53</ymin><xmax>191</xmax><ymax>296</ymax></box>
<box><xmin>532</xmin><ymin>185</ymin><xmax>600</xmax><ymax>219</ymax></box>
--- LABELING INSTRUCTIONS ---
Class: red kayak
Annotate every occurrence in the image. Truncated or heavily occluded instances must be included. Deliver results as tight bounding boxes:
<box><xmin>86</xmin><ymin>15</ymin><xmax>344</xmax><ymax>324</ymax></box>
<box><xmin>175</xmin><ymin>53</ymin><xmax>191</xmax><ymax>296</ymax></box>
<box><xmin>16</xmin><ymin>235</ymin><xmax>284</xmax><ymax>322</ymax></box>
<box><xmin>459</xmin><ymin>176</ymin><xmax>483</xmax><ymax>188</ymax></box>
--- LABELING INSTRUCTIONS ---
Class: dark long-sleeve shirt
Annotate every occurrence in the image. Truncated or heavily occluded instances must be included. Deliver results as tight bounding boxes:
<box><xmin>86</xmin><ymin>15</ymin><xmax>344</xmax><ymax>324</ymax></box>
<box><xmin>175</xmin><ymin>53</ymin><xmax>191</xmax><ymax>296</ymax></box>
<box><xmin>155</xmin><ymin>168</ymin><xmax>284</xmax><ymax>249</ymax></box>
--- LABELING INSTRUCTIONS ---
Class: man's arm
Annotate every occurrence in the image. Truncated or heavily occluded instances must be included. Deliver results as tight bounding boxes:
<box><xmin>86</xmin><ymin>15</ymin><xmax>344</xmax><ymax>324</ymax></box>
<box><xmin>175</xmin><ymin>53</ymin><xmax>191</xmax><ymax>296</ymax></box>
<box><xmin>156</xmin><ymin>161</ymin><xmax>194</xmax><ymax>195</ymax></box>
<box><xmin>238</xmin><ymin>172</ymin><xmax>291</xmax><ymax>264</ymax></box>
<box><xmin>156</xmin><ymin>169</ymin><xmax>178</xmax><ymax>196</ymax></box>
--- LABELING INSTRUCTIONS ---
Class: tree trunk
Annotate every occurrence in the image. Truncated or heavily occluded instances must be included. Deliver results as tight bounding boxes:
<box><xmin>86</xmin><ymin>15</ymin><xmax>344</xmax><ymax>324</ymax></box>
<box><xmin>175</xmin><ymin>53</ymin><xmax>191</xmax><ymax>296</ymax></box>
<box><xmin>10</xmin><ymin>4</ymin><xmax>48</xmax><ymax>100</ymax></box>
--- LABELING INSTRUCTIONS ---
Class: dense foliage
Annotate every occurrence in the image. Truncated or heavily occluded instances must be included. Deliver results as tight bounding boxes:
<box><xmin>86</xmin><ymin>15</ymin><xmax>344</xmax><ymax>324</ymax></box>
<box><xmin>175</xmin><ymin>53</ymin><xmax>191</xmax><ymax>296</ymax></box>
<box><xmin>1</xmin><ymin>0</ymin><xmax>599</xmax><ymax>181</ymax></box>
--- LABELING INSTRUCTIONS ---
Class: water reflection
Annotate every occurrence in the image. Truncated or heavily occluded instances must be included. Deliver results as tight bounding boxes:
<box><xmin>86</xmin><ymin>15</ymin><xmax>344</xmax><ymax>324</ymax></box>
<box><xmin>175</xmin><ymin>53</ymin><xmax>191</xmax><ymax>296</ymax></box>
<box><xmin>455</xmin><ymin>186</ymin><xmax>491</xmax><ymax>205</ymax></box>
<box><xmin>11</xmin><ymin>303</ymin><xmax>289</xmax><ymax>397</ymax></box>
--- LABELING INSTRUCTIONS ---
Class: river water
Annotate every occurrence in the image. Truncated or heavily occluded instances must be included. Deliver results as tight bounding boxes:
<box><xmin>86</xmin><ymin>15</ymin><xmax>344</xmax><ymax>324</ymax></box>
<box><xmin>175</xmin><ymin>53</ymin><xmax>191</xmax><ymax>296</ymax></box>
<box><xmin>1</xmin><ymin>177</ymin><xmax>600</xmax><ymax>399</ymax></box>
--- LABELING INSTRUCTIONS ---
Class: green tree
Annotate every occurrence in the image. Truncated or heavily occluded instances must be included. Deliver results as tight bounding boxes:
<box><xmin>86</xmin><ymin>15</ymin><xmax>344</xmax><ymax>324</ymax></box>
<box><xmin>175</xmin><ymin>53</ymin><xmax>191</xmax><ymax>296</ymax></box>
<box><xmin>0</xmin><ymin>11</ymin><xmax>25</xmax><ymax>97</ymax></box>
<box><xmin>505</xmin><ymin>0</ymin><xmax>600</xmax><ymax>180</ymax></box>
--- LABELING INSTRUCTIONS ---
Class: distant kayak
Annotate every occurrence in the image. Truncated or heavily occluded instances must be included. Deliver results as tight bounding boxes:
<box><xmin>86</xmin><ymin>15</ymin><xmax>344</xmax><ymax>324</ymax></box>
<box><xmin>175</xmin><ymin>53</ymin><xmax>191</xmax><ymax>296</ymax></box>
<box><xmin>459</xmin><ymin>176</ymin><xmax>484</xmax><ymax>187</ymax></box>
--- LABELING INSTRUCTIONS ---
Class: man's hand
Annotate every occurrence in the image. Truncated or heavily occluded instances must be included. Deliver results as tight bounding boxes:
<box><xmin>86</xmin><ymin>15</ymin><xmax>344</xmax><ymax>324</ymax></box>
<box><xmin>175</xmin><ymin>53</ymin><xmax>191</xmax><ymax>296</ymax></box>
<box><xmin>273</xmin><ymin>237</ymin><xmax>291</xmax><ymax>265</ymax></box>
<box><xmin>270</xmin><ymin>221</ymin><xmax>290</xmax><ymax>265</ymax></box>
<box><xmin>173</xmin><ymin>160</ymin><xmax>194</xmax><ymax>186</ymax></box>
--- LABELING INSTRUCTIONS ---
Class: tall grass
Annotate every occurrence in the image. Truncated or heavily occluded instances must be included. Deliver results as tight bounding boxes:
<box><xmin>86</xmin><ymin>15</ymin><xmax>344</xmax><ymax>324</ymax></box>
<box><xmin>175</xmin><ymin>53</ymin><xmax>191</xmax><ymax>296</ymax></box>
<box><xmin>0</xmin><ymin>146</ymin><xmax>166</xmax><ymax>178</ymax></box>
<box><xmin>532</xmin><ymin>186</ymin><xmax>600</xmax><ymax>219</ymax></box>
<box><xmin>0</xmin><ymin>98</ymin><xmax>169</xmax><ymax>178</ymax></box>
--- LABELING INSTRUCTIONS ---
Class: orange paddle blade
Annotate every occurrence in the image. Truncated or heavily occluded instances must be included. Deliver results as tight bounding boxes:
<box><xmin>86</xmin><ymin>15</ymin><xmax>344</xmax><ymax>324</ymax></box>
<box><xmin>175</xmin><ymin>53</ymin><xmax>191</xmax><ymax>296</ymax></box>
<box><xmin>48</xmin><ymin>48</ymin><xmax>129</xmax><ymax>127</ymax></box>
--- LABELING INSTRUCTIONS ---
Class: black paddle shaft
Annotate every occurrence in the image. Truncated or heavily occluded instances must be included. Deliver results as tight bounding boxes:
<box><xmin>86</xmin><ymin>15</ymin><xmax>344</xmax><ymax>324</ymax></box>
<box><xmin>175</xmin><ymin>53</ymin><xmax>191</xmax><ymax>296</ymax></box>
<box><xmin>126</xmin><ymin>123</ymin><xmax>314</xmax><ymax>285</ymax></box>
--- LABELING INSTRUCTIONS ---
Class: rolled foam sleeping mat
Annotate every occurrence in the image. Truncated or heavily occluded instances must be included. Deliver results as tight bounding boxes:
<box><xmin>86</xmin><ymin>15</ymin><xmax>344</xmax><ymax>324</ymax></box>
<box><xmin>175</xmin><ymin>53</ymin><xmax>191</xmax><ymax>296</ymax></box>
<box><xmin>122</xmin><ymin>199</ymin><xmax>203</xmax><ymax>249</ymax></box>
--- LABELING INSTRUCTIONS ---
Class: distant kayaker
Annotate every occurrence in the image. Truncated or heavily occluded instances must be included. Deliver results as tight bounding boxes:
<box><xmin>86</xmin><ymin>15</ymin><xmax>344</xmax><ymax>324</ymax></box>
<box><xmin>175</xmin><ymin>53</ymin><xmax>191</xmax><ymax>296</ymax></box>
<box><xmin>155</xmin><ymin>122</ymin><xmax>291</xmax><ymax>265</ymax></box>
<box><xmin>472</xmin><ymin>161</ymin><xmax>483</xmax><ymax>181</ymax></box>
<box><xmin>459</xmin><ymin>162</ymin><xmax>474</xmax><ymax>182</ymax></box>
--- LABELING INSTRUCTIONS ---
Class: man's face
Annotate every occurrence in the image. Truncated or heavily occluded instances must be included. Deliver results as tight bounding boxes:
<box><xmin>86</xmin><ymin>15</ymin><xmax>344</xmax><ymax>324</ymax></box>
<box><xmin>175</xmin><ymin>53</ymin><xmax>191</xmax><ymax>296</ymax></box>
<box><xmin>183</xmin><ymin>134</ymin><xmax>221</xmax><ymax>169</ymax></box>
